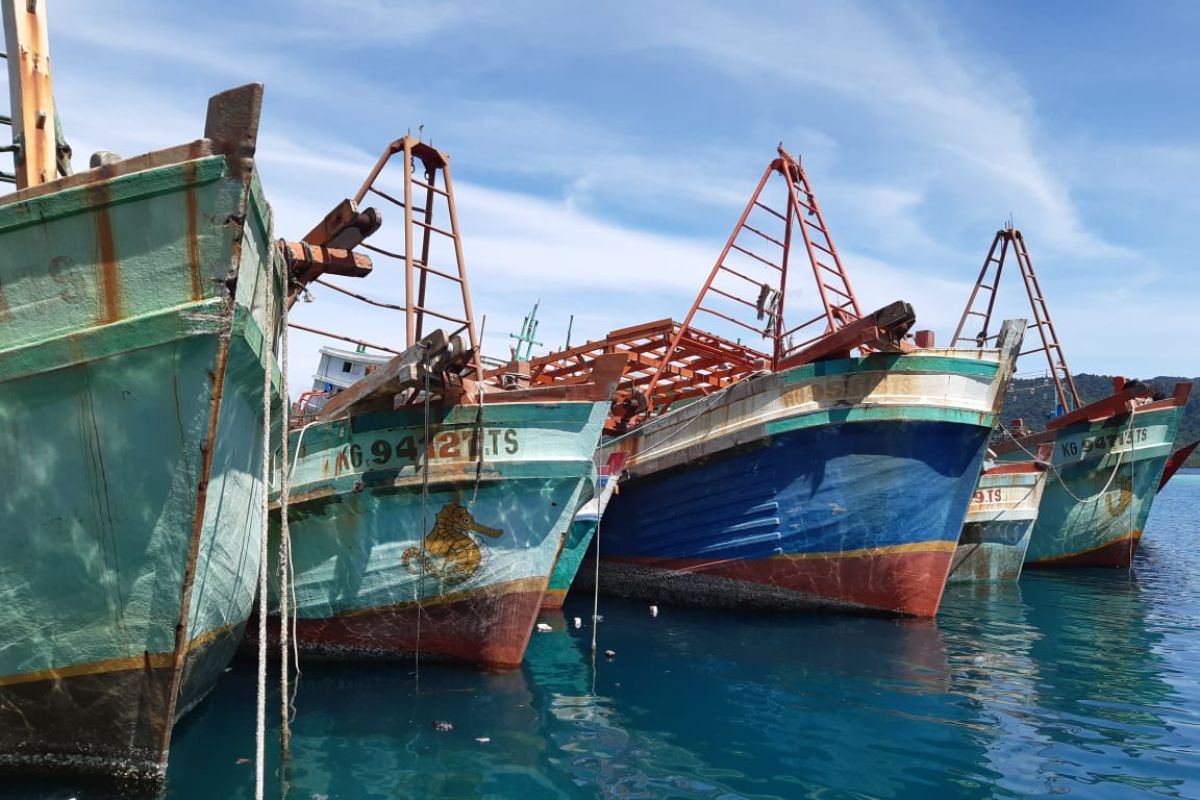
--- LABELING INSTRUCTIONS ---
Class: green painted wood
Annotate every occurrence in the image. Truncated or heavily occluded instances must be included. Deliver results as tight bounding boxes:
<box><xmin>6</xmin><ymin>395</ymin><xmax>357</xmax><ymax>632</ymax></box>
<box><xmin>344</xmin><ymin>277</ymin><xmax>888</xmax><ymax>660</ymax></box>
<box><xmin>0</xmin><ymin>147</ymin><xmax>281</xmax><ymax>780</ymax></box>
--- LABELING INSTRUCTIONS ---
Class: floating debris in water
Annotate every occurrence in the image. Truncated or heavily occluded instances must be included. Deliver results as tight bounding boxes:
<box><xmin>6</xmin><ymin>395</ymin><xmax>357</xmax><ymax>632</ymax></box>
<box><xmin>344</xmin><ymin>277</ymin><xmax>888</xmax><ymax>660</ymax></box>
<box><xmin>605</xmin><ymin>649</ymin><xmax>616</xmax><ymax>660</ymax></box>
<box><xmin>573</xmin><ymin>617</ymin><xmax>582</xmax><ymax>628</ymax></box>
<box><xmin>650</xmin><ymin>605</ymin><xmax>658</xmax><ymax>617</ymax></box>
<box><xmin>432</xmin><ymin>720</ymin><xmax>454</xmax><ymax>732</ymax></box>
<box><xmin>475</xmin><ymin>737</ymin><xmax>491</xmax><ymax>744</ymax></box>
<box><xmin>536</xmin><ymin>622</ymin><xmax>552</xmax><ymax>633</ymax></box>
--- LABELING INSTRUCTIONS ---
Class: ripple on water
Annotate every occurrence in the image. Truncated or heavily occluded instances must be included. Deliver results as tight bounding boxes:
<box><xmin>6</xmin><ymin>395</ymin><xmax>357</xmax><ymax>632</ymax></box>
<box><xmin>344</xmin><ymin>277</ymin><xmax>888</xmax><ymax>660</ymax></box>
<box><xmin>4</xmin><ymin>475</ymin><xmax>1198</xmax><ymax>800</ymax></box>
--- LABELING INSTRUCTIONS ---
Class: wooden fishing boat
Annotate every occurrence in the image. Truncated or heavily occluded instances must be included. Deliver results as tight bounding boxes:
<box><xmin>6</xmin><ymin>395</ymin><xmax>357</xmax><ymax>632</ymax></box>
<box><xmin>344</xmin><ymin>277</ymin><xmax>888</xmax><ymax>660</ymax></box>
<box><xmin>526</xmin><ymin>148</ymin><xmax>1025</xmax><ymax>617</ymax></box>
<box><xmin>952</xmin><ymin>227</ymin><xmax>1191</xmax><ymax>568</ymax></box>
<box><xmin>947</xmin><ymin>461</ymin><xmax>1048</xmax><ymax>583</ymax></box>
<box><xmin>0</xmin><ymin>5</ymin><xmax>280</xmax><ymax>781</ymax></box>
<box><xmin>542</xmin><ymin>453</ymin><xmax>626</xmax><ymax>610</ymax></box>
<box><xmin>266</xmin><ymin>138</ymin><xmax>623</xmax><ymax>668</ymax></box>
<box><xmin>995</xmin><ymin>383</ymin><xmax>1188</xmax><ymax>567</ymax></box>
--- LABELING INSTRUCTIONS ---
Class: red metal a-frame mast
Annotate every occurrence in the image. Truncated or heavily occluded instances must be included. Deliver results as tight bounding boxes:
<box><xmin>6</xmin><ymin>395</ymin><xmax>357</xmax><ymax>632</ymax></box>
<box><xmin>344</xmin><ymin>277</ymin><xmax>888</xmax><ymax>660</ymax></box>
<box><xmin>519</xmin><ymin>146</ymin><xmax>915</xmax><ymax>431</ymax></box>
<box><xmin>951</xmin><ymin>225</ymin><xmax>1081</xmax><ymax>413</ymax></box>
<box><xmin>643</xmin><ymin>145</ymin><xmax>864</xmax><ymax>400</ymax></box>
<box><xmin>288</xmin><ymin>136</ymin><xmax>483</xmax><ymax>385</ymax></box>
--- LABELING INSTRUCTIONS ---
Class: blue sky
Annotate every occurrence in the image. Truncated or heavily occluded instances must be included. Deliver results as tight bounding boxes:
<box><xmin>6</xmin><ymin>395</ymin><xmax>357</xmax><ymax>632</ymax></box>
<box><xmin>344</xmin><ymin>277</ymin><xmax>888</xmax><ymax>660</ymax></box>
<box><xmin>28</xmin><ymin>0</ymin><xmax>1200</xmax><ymax>390</ymax></box>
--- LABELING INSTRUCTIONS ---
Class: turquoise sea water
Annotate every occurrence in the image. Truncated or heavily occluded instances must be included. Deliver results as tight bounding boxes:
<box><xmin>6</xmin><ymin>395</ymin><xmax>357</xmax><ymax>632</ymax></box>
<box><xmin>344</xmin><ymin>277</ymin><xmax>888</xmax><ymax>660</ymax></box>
<box><xmin>8</xmin><ymin>471</ymin><xmax>1199</xmax><ymax>799</ymax></box>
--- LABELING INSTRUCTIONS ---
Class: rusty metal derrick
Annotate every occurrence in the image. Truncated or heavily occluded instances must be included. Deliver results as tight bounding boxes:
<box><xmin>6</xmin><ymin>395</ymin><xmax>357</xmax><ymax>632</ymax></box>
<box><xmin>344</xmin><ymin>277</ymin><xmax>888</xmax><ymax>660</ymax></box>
<box><xmin>517</xmin><ymin>146</ymin><xmax>915</xmax><ymax>435</ymax></box>
<box><xmin>286</xmin><ymin>135</ymin><xmax>630</xmax><ymax>425</ymax></box>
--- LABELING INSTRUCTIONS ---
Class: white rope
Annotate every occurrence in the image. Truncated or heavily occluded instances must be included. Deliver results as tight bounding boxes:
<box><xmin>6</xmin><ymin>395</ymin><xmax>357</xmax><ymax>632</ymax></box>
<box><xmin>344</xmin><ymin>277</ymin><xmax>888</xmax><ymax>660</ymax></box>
<box><xmin>285</xmin><ymin>418</ymin><xmax>321</xmax><ymax>681</ymax></box>
<box><xmin>471</xmin><ymin>315</ymin><xmax>487</xmax><ymax>506</ymax></box>
<box><xmin>288</xmin><ymin>420</ymin><xmax>322</xmax><ymax>483</ymax></box>
<box><xmin>278</xmin><ymin>270</ymin><xmax>294</xmax><ymax>760</ymax></box>
<box><xmin>415</xmin><ymin>366</ymin><xmax>432</xmax><ymax>690</ymax></box>
<box><xmin>619</xmin><ymin>388</ymin><xmax>728</xmax><ymax>468</ymax></box>
<box><xmin>254</xmin><ymin>269</ymin><xmax>277</xmax><ymax>800</ymax></box>
<box><xmin>1128</xmin><ymin>429</ymin><xmax>1137</xmax><ymax>567</ymax></box>
<box><xmin>590</xmin><ymin>479</ymin><xmax>602</xmax><ymax>656</ymax></box>
<box><xmin>999</xmin><ymin>412</ymin><xmax>1136</xmax><ymax>505</ymax></box>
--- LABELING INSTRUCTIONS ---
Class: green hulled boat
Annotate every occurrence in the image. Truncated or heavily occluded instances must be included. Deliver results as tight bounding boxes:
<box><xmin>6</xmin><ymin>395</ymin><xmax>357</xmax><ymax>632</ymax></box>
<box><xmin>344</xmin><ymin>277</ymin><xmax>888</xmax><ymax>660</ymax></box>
<box><xmin>0</xmin><ymin>75</ymin><xmax>281</xmax><ymax>781</ymax></box>
<box><xmin>952</xmin><ymin>226</ymin><xmax>1190</xmax><ymax>569</ymax></box>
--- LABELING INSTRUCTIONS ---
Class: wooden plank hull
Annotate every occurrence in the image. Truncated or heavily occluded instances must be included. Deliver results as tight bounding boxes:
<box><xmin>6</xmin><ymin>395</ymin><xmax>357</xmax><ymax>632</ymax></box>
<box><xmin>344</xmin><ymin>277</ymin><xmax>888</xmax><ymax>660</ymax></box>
<box><xmin>587</xmin><ymin>344</ymin><xmax>1021</xmax><ymax>618</ymax></box>
<box><xmin>1000</xmin><ymin>402</ymin><xmax>1187</xmax><ymax>568</ymax></box>
<box><xmin>268</xmin><ymin>400</ymin><xmax>609</xmax><ymax>668</ymax></box>
<box><xmin>0</xmin><ymin>140</ymin><xmax>278</xmax><ymax>781</ymax></box>
<box><xmin>947</xmin><ymin>464</ymin><xmax>1046</xmax><ymax>583</ymax></box>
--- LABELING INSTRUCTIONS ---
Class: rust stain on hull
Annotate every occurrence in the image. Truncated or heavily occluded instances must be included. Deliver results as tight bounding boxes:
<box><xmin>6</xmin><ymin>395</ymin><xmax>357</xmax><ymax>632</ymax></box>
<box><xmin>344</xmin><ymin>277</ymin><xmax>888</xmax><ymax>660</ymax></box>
<box><xmin>86</xmin><ymin>184</ymin><xmax>123</xmax><ymax>325</ymax></box>
<box><xmin>184</xmin><ymin>160</ymin><xmax>203</xmax><ymax>301</ymax></box>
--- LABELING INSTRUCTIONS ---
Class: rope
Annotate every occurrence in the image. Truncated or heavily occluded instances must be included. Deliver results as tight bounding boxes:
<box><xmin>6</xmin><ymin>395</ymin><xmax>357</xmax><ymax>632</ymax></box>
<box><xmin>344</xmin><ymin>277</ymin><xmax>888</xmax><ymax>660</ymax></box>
<box><xmin>619</xmin><ymin>388</ymin><xmax>728</xmax><ymax>468</ymax></box>
<box><xmin>590</xmin><ymin>476</ymin><xmax>603</xmax><ymax>656</ymax></box>
<box><xmin>999</xmin><ymin>412</ymin><xmax>1136</xmax><ymax>505</ymax></box>
<box><xmin>1128</xmin><ymin>430</ymin><xmax>1137</xmax><ymax>568</ymax></box>
<box><xmin>278</xmin><ymin>270</ymin><xmax>294</xmax><ymax>762</ymax></box>
<box><xmin>471</xmin><ymin>316</ymin><xmax>487</xmax><ymax>505</ymax></box>
<box><xmin>254</xmin><ymin>268</ymin><xmax>277</xmax><ymax>800</ymax></box>
<box><xmin>414</xmin><ymin>364</ymin><xmax>432</xmax><ymax>691</ymax></box>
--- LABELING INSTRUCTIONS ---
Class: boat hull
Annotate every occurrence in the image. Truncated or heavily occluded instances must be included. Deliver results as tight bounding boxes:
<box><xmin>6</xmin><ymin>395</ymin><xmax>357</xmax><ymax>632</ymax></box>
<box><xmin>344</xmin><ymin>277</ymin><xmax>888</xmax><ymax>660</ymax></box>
<box><xmin>542</xmin><ymin>473</ymin><xmax>619</xmax><ymax>611</ymax></box>
<box><xmin>947</xmin><ymin>464</ymin><xmax>1046</xmax><ymax>583</ymax></box>
<box><xmin>0</xmin><ymin>121</ymin><xmax>277</xmax><ymax>781</ymax></box>
<box><xmin>270</xmin><ymin>400</ymin><xmax>608</xmax><ymax>669</ymax></box>
<box><xmin>588</xmin><ymin>343</ymin><xmax>1020</xmax><ymax>618</ymax></box>
<box><xmin>1001</xmin><ymin>401</ymin><xmax>1186</xmax><ymax>568</ymax></box>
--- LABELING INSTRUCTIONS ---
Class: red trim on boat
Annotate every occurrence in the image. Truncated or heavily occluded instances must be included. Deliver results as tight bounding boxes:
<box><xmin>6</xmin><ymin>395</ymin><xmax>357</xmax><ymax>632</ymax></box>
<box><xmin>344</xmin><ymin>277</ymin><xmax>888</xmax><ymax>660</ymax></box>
<box><xmin>1025</xmin><ymin>531</ymin><xmax>1142</xmax><ymax>569</ymax></box>
<box><xmin>266</xmin><ymin>587</ymin><xmax>545</xmax><ymax>669</ymax></box>
<box><xmin>611</xmin><ymin>547</ymin><xmax>955</xmax><ymax>618</ymax></box>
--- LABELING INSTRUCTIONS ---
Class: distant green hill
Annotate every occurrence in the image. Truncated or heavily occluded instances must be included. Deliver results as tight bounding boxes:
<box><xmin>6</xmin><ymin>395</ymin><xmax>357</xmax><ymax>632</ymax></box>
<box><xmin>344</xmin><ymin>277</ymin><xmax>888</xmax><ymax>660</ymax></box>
<box><xmin>1001</xmin><ymin>373</ymin><xmax>1200</xmax><ymax>465</ymax></box>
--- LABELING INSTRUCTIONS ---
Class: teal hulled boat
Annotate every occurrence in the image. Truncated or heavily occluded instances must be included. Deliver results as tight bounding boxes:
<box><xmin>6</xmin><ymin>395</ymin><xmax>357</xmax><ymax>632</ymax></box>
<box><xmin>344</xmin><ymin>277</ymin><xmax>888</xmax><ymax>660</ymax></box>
<box><xmin>0</xmin><ymin>84</ymin><xmax>280</xmax><ymax>781</ymax></box>
<box><xmin>541</xmin><ymin>453</ymin><xmax>625</xmax><ymax>611</ymax></box>
<box><xmin>261</xmin><ymin>136</ymin><xmax>624</xmax><ymax>668</ymax></box>
<box><xmin>271</xmin><ymin>363</ymin><xmax>619</xmax><ymax>667</ymax></box>
<box><xmin>952</xmin><ymin>227</ymin><xmax>1190</xmax><ymax>569</ymax></box>
<box><xmin>995</xmin><ymin>383</ymin><xmax>1190</xmax><ymax>567</ymax></box>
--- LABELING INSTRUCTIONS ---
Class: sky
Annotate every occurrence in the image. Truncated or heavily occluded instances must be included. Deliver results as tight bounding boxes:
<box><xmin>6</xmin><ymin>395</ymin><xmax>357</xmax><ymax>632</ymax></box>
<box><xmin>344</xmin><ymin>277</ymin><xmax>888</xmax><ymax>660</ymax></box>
<box><xmin>16</xmin><ymin>0</ymin><xmax>1200</xmax><ymax>391</ymax></box>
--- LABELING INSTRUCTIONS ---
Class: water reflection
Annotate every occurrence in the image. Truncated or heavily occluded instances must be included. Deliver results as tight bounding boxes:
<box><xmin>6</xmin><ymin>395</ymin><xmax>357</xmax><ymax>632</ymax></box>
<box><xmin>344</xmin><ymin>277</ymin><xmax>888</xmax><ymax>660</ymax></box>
<box><xmin>12</xmin><ymin>476</ymin><xmax>1199</xmax><ymax>800</ymax></box>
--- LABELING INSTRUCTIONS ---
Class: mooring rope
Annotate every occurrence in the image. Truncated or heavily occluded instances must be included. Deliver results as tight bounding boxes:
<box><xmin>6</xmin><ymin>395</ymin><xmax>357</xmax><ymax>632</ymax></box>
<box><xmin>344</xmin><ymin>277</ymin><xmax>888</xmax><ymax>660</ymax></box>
<box><xmin>471</xmin><ymin>316</ymin><xmax>487</xmax><ymax>506</ymax></box>
<box><xmin>1128</xmin><ymin>431</ymin><xmax>1137</xmax><ymax>569</ymax></box>
<box><xmin>999</xmin><ymin>412</ymin><xmax>1136</xmax><ymax>505</ymax></box>
<box><xmin>278</xmin><ymin>271</ymin><xmax>294</xmax><ymax>763</ymax></box>
<box><xmin>255</xmin><ymin>269</ymin><xmax>277</xmax><ymax>800</ymax></box>
<box><xmin>590</xmin><ymin>481</ymin><xmax>603</xmax><ymax>657</ymax></box>
<box><xmin>415</xmin><ymin>364</ymin><xmax>432</xmax><ymax>692</ymax></box>
<box><xmin>620</xmin><ymin>388</ymin><xmax>727</xmax><ymax>468</ymax></box>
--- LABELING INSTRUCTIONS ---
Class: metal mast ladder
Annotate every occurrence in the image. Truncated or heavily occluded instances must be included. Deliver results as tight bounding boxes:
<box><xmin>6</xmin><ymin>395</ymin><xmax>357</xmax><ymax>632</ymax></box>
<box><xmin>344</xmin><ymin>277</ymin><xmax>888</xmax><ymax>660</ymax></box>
<box><xmin>951</xmin><ymin>225</ymin><xmax>1081</xmax><ymax>412</ymax></box>
<box><xmin>343</xmin><ymin>135</ymin><xmax>483</xmax><ymax>382</ymax></box>
<box><xmin>644</xmin><ymin>145</ymin><xmax>864</xmax><ymax>401</ymax></box>
<box><xmin>3</xmin><ymin>0</ymin><xmax>68</xmax><ymax>189</ymax></box>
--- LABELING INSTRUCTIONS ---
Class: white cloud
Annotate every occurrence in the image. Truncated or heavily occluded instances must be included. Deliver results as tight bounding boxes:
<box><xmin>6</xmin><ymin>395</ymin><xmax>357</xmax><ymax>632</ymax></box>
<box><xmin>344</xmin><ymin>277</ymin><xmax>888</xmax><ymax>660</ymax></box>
<box><xmin>630</xmin><ymin>1</ymin><xmax>1130</xmax><ymax>262</ymax></box>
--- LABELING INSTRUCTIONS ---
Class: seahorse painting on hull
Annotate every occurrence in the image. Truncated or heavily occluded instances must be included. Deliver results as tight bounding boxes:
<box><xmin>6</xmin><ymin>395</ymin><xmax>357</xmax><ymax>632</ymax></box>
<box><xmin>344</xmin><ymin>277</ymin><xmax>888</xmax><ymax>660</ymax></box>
<box><xmin>402</xmin><ymin>503</ymin><xmax>503</xmax><ymax>585</ymax></box>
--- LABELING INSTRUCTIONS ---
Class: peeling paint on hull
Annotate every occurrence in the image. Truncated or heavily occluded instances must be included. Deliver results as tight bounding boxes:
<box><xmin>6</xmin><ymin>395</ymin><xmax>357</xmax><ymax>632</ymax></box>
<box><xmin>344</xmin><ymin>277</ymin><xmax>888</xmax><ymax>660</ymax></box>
<box><xmin>948</xmin><ymin>465</ymin><xmax>1046</xmax><ymax>583</ymax></box>
<box><xmin>0</xmin><ymin>143</ymin><xmax>279</xmax><ymax>782</ymax></box>
<box><xmin>593</xmin><ymin>347</ymin><xmax>1020</xmax><ymax>617</ymax></box>
<box><xmin>268</xmin><ymin>400</ymin><xmax>609</xmax><ymax>669</ymax></box>
<box><xmin>998</xmin><ymin>403</ymin><xmax>1186</xmax><ymax>568</ymax></box>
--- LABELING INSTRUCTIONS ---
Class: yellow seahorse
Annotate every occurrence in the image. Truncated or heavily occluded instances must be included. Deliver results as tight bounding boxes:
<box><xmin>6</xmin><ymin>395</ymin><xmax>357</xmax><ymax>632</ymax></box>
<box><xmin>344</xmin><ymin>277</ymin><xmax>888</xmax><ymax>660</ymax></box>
<box><xmin>402</xmin><ymin>503</ymin><xmax>503</xmax><ymax>585</ymax></box>
<box><xmin>1106</xmin><ymin>474</ymin><xmax>1133</xmax><ymax>517</ymax></box>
